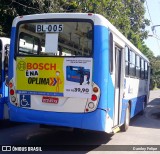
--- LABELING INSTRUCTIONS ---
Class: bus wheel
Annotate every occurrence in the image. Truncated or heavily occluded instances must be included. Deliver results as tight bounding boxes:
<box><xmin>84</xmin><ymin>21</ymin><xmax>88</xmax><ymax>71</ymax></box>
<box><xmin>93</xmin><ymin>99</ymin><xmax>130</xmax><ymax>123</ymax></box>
<box><xmin>121</xmin><ymin>103</ymin><xmax>130</xmax><ymax>132</ymax></box>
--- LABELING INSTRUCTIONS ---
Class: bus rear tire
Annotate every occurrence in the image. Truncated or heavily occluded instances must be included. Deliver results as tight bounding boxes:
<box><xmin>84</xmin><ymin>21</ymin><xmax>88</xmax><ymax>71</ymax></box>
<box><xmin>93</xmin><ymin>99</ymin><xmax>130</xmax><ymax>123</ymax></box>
<box><xmin>121</xmin><ymin>103</ymin><xmax>130</xmax><ymax>132</ymax></box>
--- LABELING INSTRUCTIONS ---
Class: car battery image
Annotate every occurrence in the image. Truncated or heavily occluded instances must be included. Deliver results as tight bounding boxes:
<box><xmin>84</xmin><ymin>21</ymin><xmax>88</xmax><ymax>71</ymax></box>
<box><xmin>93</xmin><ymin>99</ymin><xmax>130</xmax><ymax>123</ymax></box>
<box><xmin>66</xmin><ymin>66</ymin><xmax>90</xmax><ymax>85</ymax></box>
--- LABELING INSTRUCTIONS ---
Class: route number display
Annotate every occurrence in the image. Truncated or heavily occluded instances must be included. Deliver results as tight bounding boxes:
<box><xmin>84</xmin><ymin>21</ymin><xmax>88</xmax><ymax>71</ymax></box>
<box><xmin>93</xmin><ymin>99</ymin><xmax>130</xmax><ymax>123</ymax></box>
<box><xmin>36</xmin><ymin>24</ymin><xmax>63</xmax><ymax>33</ymax></box>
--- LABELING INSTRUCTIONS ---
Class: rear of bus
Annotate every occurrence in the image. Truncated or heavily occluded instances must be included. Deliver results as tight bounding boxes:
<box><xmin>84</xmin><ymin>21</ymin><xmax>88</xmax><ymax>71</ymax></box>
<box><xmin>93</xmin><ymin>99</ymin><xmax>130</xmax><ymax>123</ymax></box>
<box><xmin>8</xmin><ymin>13</ymin><xmax>113</xmax><ymax>133</ymax></box>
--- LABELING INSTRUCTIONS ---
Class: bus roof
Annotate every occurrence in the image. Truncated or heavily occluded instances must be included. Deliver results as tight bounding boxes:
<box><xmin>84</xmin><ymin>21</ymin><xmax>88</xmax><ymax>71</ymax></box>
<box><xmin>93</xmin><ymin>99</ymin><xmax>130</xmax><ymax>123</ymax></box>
<box><xmin>0</xmin><ymin>37</ymin><xmax>10</xmax><ymax>45</ymax></box>
<box><xmin>12</xmin><ymin>13</ymin><xmax>149</xmax><ymax>63</ymax></box>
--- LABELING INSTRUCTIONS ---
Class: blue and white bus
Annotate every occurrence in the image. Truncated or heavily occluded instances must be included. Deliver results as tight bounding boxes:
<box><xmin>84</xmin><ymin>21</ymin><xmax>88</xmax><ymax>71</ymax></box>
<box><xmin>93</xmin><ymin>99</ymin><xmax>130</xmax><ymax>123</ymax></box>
<box><xmin>8</xmin><ymin>13</ymin><xmax>150</xmax><ymax>133</ymax></box>
<box><xmin>0</xmin><ymin>37</ymin><xmax>10</xmax><ymax>121</ymax></box>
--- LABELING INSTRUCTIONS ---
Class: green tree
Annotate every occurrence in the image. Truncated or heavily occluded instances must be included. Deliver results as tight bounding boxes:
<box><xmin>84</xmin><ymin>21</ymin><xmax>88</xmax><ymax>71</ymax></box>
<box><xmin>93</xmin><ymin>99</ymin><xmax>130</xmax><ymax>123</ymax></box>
<box><xmin>0</xmin><ymin>0</ymin><xmax>61</xmax><ymax>36</ymax></box>
<box><xmin>0</xmin><ymin>0</ymin><xmax>152</xmax><ymax>61</ymax></box>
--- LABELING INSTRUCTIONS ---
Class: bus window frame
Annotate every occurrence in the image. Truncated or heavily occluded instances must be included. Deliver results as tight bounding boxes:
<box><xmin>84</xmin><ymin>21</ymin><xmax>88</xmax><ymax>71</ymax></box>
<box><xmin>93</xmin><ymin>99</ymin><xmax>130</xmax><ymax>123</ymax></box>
<box><xmin>109</xmin><ymin>32</ymin><xmax>113</xmax><ymax>74</ymax></box>
<box><xmin>15</xmin><ymin>19</ymin><xmax>94</xmax><ymax>58</ymax></box>
<box><xmin>125</xmin><ymin>46</ymin><xmax>130</xmax><ymax>77</ymax></box>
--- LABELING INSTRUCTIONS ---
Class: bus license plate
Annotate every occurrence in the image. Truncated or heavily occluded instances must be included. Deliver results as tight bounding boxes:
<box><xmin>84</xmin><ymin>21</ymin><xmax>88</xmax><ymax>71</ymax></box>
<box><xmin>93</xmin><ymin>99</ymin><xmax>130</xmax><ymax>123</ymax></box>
<box><xmin>42</xmin><ymin>96</ymin><xmax>59</xmax><ymax>104</ymax></box>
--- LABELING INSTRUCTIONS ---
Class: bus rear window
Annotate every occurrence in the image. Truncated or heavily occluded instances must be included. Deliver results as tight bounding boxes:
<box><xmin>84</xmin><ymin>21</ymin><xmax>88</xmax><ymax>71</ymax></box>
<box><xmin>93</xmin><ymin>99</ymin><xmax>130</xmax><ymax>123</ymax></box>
<box><xmin>17</xmin><ymin>21</ymin><xmax>93</xmax><ymax>57</ymax></box>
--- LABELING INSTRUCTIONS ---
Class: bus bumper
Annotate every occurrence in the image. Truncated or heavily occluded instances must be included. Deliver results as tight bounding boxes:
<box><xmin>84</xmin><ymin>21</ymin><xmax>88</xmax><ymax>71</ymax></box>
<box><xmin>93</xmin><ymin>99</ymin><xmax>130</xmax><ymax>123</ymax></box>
<box><xmin>8</xmin><ymin>103</ymin><xmax>107</xmax><ymax>132</ymax></box>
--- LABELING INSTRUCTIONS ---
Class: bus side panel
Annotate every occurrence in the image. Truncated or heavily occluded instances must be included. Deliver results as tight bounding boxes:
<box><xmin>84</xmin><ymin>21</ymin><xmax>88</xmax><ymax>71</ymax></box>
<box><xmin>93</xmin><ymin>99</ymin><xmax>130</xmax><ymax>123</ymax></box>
<box><xmin>130</xmin><ymin>95</ymin><xmax>146</xmax><ymax>118</ymax></box>
<box><xmin>93</xmin><ymin>25</ymin><xmax>114</xmax><ymax>120</ymax></box>
<box><xmin>120</xmin><ymin>95</ymin><xmax>146</xmax><ymax>125</ymax></box>
<box><xmin>8</xmin><ymin>27</ymin><xmax>16</xmax><ymax>81</ymax></box>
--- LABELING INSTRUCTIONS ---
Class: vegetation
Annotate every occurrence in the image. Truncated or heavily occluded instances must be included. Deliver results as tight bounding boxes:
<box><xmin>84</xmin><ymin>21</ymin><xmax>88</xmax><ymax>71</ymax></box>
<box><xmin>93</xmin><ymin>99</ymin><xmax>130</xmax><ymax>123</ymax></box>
<box><xmin>0</xmin><ymin>0</ymin><xmax>159</xmax><ymax>89</ymax></box>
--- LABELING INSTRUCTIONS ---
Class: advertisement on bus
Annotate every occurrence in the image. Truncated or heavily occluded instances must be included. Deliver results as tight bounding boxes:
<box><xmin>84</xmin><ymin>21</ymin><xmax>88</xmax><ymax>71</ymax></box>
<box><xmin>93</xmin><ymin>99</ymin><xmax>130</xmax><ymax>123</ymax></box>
<box><xmin>16</xmin><ymin>57</ymin><xmax>92</xmax><ymax>98</ymax></box>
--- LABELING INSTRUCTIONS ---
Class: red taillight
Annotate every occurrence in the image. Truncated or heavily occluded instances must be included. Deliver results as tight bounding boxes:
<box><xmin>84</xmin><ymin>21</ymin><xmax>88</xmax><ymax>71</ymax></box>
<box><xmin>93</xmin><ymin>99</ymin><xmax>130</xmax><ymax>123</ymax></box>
<box><xmin>88</xmin><ymin>13</ymin><xmax>93</xmax><ymax>16</ymax></box>
<box><xmin>91</xmin><ymin>94</ymin><xmax>97</xmax><ymax>101</ymax></box>
<box><xmin>85</xmin><ymin>108</ymin><xmax>89</xmax><ymax>112</ymax></box>
<box><xmin>93</xmin><ymin>87</ymin><xmax>98</xmax><ymax>93</ymax></box>
<box><xmin>9</xmin><ymin>82</ymin><xmax>13</xmax><ymax>88</ymax></box>
<box><xmin>10</xmin><ymin>89</ymin><xmax>14</xmax><ymax>95</ymax></box>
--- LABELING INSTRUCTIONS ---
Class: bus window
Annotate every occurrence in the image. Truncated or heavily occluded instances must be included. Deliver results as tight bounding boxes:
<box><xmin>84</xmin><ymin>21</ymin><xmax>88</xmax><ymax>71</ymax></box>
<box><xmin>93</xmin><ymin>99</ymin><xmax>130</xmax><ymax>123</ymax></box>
<box><xmin>125</xmin><ymin>46</ymin><xmax>129</xmax><ymax>76</ymax></box>
<box><xmin>109</xmin><ymin>32</ymin><xmax>113</xmax><ymax>73</ymax></box>
<box><xmin>4</xmin><ymin>44</ymin><xmax>9</xmax><ymax>78</ymax></box>
<box><xmin>0</xmin><ymin>39</ymin><xmax>2</xmax><ymax>51</ymax></box>
<box><xmin>145</xmin><ymin>62</ymin><xmax>148</xmax><ymax>79</ymax></box>
<box><xmin>17</xmin><ymin>21</ymin><xmax>93</xmax><ymax>57</ymax></box>
<box><xmin>136</xmin><ymin>55</ymin><xmax>140</xmax><ymax>78</ymax></box>
<box><xmin>129</xmin><ymin>50</ymin><xmax>136</xmax><ymax>77</ymax></box>
<box><xmin>18</xmin><ymin>33</ymin><xmax>40</xmax><ymax>55</ymax></box>
<box><xmin>140</xmin><ymin>58</ymin><xmax>145</xmax><ymax>79</ymax></box>
<box><xmin>0</xmin><ymin>40</ymin><xmax>2</xmax><ymax>85</ymax></box>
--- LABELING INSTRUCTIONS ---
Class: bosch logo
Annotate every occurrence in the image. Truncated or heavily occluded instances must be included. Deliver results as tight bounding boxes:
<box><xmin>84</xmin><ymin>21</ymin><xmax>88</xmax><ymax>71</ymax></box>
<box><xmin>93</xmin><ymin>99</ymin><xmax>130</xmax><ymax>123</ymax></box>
<box><xmin>17</xmin><ymin>61</ymin><xmax>26</xmax><ymax>71</ymax></box>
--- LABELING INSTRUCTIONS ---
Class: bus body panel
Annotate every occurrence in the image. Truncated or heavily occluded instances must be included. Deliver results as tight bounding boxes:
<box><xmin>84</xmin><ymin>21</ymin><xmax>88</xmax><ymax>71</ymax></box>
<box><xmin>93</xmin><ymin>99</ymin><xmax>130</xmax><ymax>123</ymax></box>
<box><xmin>0</xmin><ymin>37</ymin><xmax>10</xmax><ymax>120</ymax></box>
<box><xmin>8</xmin><ymin>28</ymin><xmax>16</xmax><ymax>80</ymax></box>
<box><xmin>8</xmin><ymin>23</ymin><xmax>114</xmax><ymax>132</ymax></box>
<box><xmin>8</xmin><ymin>13</ymin><xmax>150</xmax><ymax>133</ymax></box>
<box><xmin>93</xmin><ymin>25</ymin><xmax>115</xmax><ymax>120</ymax></box>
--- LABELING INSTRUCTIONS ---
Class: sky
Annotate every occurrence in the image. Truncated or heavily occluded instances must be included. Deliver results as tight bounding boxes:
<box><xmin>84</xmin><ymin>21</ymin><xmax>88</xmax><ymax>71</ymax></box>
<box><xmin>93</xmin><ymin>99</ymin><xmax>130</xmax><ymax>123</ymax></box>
<box><xmin>144</xmin><ymin>0</ymin><xmax>160</xmax><ymax>57</ymax></box>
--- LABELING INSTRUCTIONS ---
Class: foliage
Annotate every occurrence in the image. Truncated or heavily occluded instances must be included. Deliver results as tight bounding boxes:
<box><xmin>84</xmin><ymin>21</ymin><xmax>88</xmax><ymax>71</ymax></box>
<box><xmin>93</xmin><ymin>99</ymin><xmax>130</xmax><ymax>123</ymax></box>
<box><xmin>150</xmin><ymin>56</ymin><xmax>160</xmax><ymax>89</ymax></box>
<box><xmin>0</xmin><ymin>0</ymin><xmax>157</xmax><ymax>83</ymax></box>
<box><xmin>0</xmin><ymin>0</ymin><xmax>61</xmax><ymax>36</ymax></box>
<box><xmin>0</xmin><ymin>0</ymin><xmax>149</xmax><ymax>40</ymax></box>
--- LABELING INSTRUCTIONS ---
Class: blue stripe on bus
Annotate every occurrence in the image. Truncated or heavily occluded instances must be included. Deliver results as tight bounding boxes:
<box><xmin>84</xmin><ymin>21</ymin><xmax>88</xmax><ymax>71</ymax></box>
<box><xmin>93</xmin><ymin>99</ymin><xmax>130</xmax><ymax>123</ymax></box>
<box><xmin>8</xmin><ymin>103</ymin><xmax>106</xmax><ymax>132</ymax></box>
<box><xmin>120</xmin><ymin>95</ymin><xmax>146</xmax><ymax>125</ymax></box>
<box><xmin>93</xmin><ymin>25</ymin><xmax>114</xmax><ymax>119</ymax></box>
<box><xmin>16</xmin><ymin>90</ymin><xmax>63</xmax><ymax>97</ymax></box>
<box><xmin>8</xmin><ymin>27</ymin><xmax>16</xmax><ymax>80</ymax></box>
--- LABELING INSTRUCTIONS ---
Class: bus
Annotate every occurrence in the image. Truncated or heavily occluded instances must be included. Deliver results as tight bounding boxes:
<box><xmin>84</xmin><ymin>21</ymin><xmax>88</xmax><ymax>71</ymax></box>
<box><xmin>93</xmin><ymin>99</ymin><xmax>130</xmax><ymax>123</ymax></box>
<box><xmin>8</xmin><ymin>13</ymin><xmax>150</xmax><ymax>133</ymax></box>
<box><xmin>0</xmin><ymin>37</ymin><xmax>10</xmax><ymax>121</ymax></box>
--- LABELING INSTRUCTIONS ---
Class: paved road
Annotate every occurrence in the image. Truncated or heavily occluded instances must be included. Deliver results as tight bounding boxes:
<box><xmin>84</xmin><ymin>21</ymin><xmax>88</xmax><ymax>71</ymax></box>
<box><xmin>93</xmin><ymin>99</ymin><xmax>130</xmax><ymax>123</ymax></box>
<box><xmin>0</xmin><ymin>90</ymin><xmax>160</xmax><ymax>154</ymax></box>
<box><xmin>107</xmin><ymin>90</ymin><xmax>160</xmax><ymax>145</ymax></box>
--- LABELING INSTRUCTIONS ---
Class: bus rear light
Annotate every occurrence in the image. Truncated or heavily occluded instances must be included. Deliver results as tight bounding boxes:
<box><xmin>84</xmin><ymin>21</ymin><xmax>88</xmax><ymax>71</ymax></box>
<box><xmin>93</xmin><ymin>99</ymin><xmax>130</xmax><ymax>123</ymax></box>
<box><xmin>88</xmin><ymin>102</ymin><xmax>95</xmax><ymax>109</ymax></box>
<box><xmin>91</xmin><ymin>94</ymin><xmax>97</xmax><ymax>101</ymax></box>
<box><xmin>11</xmin><ymin>96</ymin><xmax>16</xmax><ymax>102</ymax></box>
<box><xmin>10</xmin><ymin>89</ymin><xmax>14</xmax><ymax>95</ymax></box>
<box><xmin>93</xmin><ymin>87</ymin><xmax>98</xmax><ymax>93</ymax></box>
<box><xmin>9</xmin><ymin>82</ymin><xmax>13</xmax><ymax>88</ymax></box>
<box><xmin>85</xmin><ymin>108</ymin><xmax>89</xmax><ymax>112</ymax></box>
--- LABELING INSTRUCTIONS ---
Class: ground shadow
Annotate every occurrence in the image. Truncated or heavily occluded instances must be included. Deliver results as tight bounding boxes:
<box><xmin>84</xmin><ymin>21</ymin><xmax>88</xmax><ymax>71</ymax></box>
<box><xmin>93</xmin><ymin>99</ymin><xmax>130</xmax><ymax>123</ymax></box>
<box><xmin>0</xmin><ymin>120</ymin><xmax>24</xmax><ymax>129</ymax></box>
<box><xmin>0</xmin><ymin>123</ymin><xmax>113</xmax><ymax>152</ymax></box>
<box><xmin>130</xmin><ymin>98</ymin><xmax>160</xmax><ymax>129</ymax></box>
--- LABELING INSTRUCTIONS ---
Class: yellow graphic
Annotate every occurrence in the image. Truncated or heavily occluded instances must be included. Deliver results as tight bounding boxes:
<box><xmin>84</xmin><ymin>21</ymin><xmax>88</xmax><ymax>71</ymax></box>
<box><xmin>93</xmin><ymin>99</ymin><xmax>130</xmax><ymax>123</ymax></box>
<box><xmin>55</xmin><ymin>71</ymin><xmax>62</xmax><ymax>92</ymax></box>
<box><xmin>16</xmin><ymin>57</ymin><xmax>64</xmax><ymax>94</ymax></box>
